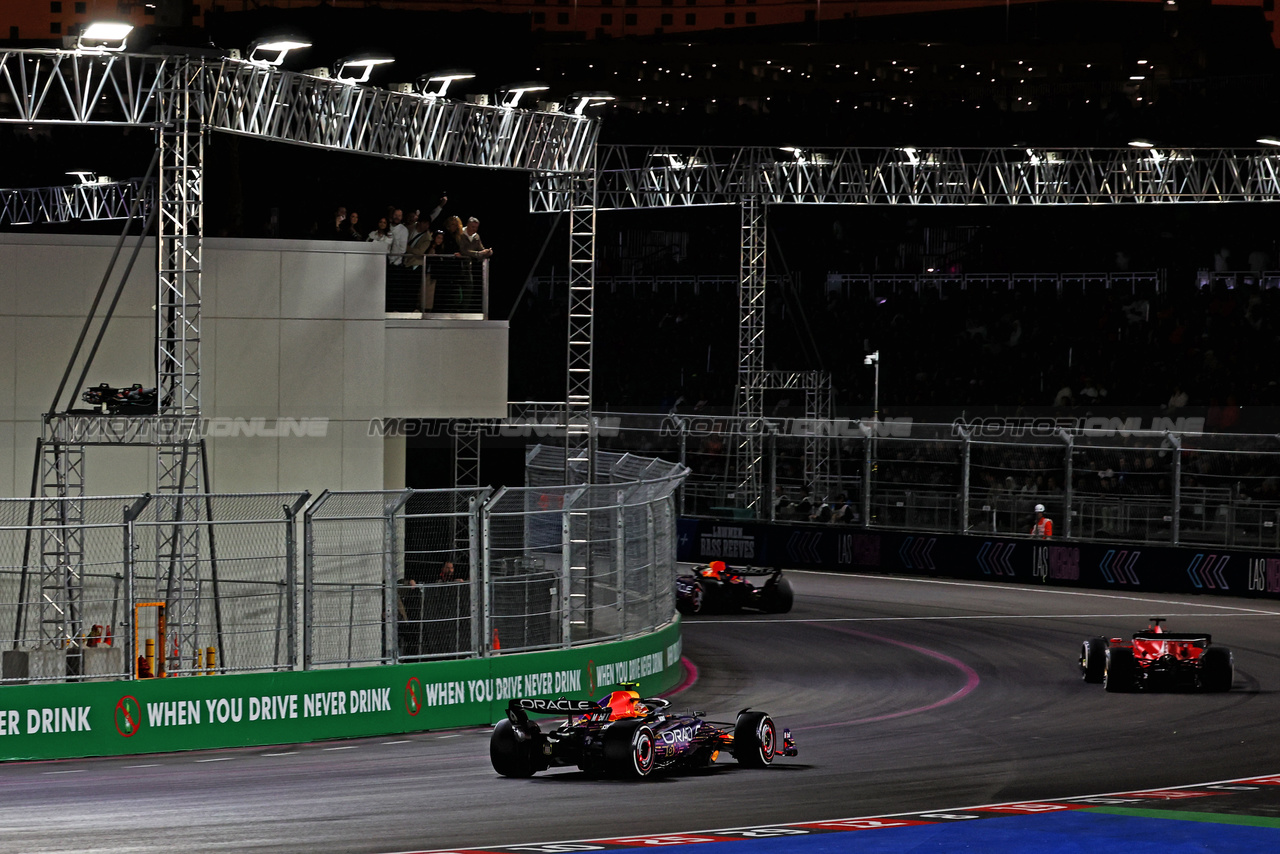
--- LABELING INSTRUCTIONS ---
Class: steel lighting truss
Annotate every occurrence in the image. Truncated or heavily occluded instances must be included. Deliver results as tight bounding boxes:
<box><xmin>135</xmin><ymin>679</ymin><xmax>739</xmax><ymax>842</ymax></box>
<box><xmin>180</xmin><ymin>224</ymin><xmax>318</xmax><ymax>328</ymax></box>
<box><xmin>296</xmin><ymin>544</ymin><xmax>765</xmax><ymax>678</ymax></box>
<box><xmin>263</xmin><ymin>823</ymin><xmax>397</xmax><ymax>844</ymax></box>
<box><xmin>0</xmin><ymin>178</ymin><xmax>151</xmax><ymax>226</ymax></box>
<box><xmin>2</xmin><ymin>47</ymin><xmax>598</xmax><ymax>668</ymax></box>
<box><xmin>737</xmin><ymin>193</ymin><xmax>766</xmax><ymax>514</ymax></box>
<box><xmin>531</xmin><ymin>142</ymin><xmax>1280</xmax><ymax>514</ymax></box>
<box><xmin>532</xmin><ymin>145</ymin><xmax>1280</xmax><ymax>211</ymax></box>
<box><xmin>0</xmin><ymin>51</ymin><xmax>599</xmax><ymax>173</ymax></box>
<box><xmin>153</xmin><ymin>56</ymin><xmax>205</xmax><ymax>673</ymax></box>
<box><xmin>760</xmin><ymin>371</ymin><xmax>834</xmax><ymax>496</ymax></box>
<box><xmin>565</xmin><ymin>161</ymin><xmax>598</xmax><ymax>486</ymax></box>
<box><xmin>205</xmin><ymin>60</ymin><xmax>598</xmax><ymax>172</ymax></box>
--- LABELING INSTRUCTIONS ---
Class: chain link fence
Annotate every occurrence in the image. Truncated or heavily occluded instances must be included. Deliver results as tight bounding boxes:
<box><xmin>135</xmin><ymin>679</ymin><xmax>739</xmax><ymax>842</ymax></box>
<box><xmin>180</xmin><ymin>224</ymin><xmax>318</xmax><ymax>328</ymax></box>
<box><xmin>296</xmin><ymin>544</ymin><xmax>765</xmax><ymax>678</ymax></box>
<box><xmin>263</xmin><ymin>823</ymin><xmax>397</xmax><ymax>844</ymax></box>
<box><xmin>580</xmin><ymin>413</ymin><xmax>1280</xmax><ymax>549</ymax></box>
<box><xmin>1</xmin><ymin>449</ymin><xmax>685</xmax><ymax>683</ymax></box>
<box><xmin>1</xmin><ymin>492</ymin><xmax>306</xmax><ymax>684</ymax></box>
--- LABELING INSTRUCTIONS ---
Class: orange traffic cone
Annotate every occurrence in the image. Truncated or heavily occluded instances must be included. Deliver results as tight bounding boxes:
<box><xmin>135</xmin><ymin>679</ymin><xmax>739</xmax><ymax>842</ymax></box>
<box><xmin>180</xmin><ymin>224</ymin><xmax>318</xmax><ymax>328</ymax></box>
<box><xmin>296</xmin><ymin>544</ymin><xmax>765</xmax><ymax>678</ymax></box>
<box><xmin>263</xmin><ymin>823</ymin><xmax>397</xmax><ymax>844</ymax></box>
<box><xmin>492</xmin><ymin>628</ymin><xmax>501</xmax><ymax>651</ymax></box>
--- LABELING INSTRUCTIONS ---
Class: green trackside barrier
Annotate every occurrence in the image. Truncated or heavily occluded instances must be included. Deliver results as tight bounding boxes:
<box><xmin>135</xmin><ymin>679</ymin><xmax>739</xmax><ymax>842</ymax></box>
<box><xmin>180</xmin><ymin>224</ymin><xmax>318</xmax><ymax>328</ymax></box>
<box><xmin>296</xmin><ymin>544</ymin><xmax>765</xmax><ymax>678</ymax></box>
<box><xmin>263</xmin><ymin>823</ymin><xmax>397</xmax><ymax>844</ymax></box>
<box><xmin>0</xmin><ymin>621</ymin><xmax>683</xmax><ymax>762</ymax></box>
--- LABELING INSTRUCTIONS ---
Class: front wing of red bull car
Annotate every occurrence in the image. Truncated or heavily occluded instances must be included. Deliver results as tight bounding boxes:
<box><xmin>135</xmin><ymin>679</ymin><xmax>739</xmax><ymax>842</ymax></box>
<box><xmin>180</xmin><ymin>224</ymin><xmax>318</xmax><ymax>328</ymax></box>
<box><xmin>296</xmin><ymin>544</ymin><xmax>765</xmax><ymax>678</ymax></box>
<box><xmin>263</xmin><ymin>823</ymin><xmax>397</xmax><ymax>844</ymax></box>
<box><xmin>491</xmin><ymin>696</ymin><xmax>797</xmax><ymax>778</ymax></box>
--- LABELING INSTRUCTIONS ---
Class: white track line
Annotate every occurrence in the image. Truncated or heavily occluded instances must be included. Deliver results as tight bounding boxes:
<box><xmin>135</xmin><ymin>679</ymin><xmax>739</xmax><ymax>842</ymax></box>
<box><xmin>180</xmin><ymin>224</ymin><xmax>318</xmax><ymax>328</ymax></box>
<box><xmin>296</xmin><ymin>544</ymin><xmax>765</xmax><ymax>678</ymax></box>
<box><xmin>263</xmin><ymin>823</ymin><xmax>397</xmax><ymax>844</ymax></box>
<box><xmin>790</xmin><ymin>570</ymin><xmax>1280</xmax><ymax>615</ymax></box>
<box><xmin>382</xmin><ymin>740</ymin><xmax>411</xmax><ymax>745</ymax></box>
<box><xmin>195</xmin><ymin>757</ymin><xmax>233</xmax><ymax>763</ymax></box>
<box><xmin>42</xmin><ymin>770</ymin><xmax>85</xmax><ymax>775</ymax></box>
<box><xmin>685</xmin><ymin>611</ymin><xmax>1280</xmax><ymax>625</ymax></box>
<box><xmin>124</xmin><ymin>764</ymin><xmax>159</xmax><ymax>768</ymax></box>
<box><xmin>323</xmin><ymin>746</ymin><xmax>358</xmax><ymax>751</ymax></box>
<box><xmin>262</xmin><ymin>752</ymin><xmax>297</xmax><ymax>757</ymax></box>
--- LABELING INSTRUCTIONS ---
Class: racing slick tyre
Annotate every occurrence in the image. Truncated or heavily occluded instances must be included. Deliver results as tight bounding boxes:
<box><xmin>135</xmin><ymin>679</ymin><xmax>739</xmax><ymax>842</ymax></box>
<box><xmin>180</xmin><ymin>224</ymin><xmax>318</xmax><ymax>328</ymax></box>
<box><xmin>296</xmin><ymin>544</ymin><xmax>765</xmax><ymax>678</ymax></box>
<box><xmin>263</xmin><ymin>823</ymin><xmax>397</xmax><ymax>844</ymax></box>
<box><xmin>1199</xmin><ymin>646</ymin><xmax>1235</xmax><ymax>692</ymax></box>
<box><xmin>490</xmin><ymin>718</ymin><xmax>546</xmax><ymax>778</ymax></box>
<box><xmin>602</xmin><ymin>720</ymin><xmax>657</xmax><ymax>778</ymax></box>
<box><xmin>1081</xmin><ymin>637</ymin><xmax>1107</xmax><ymax>683</ymax></box>
<box><xmin>676</xmin><ymin>580</ymin><xmax>706</xmax><ymax>616</ymax></box>
<box><xmin>734</xmin><ymin>711</ymin><xmax>778</xmax><ymax>768</ymax></box>
<box><xmin>761</xmin><ymin>575</ymin><xmax>794</xmax><ymax>614</ymax></box>
<box><xmin>1103</xmin><ymin>647</ymin><xmax>1135</xmax><ymax>693</ymax></box>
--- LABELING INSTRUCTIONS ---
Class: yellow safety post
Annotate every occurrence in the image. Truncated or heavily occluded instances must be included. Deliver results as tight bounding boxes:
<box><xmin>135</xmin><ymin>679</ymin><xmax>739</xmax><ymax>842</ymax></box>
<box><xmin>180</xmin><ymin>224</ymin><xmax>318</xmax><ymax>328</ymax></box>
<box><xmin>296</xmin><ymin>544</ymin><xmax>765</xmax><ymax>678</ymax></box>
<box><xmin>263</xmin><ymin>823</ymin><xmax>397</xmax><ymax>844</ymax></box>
<box><xmin>205</xmin><ymin>646</ymin><xmax>217</xmax><ymax>675</ymax></box>
<box><xmin>144</xmin><ymin>638</ymin><xmax>155</xmax><ymax>679</ymax></box>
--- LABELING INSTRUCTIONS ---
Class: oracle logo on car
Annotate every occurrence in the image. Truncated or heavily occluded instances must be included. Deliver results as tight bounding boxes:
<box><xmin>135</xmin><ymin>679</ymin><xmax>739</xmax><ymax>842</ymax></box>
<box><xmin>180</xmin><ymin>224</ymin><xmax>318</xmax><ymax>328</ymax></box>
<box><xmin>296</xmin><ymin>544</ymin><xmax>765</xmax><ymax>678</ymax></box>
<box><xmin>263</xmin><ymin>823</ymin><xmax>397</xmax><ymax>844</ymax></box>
<box><xmin>661</xmin><ymin>726</ymin><xmax>697</xmax><ymax>745</ymax></box>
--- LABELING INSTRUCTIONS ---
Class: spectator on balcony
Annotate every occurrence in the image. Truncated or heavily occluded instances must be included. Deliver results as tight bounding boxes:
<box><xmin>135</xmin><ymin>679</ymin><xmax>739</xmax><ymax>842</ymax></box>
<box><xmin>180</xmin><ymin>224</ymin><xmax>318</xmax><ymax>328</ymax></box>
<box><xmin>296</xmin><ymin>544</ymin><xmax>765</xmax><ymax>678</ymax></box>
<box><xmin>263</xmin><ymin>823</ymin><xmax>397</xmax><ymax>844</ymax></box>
<box><xmin>340</xmin><ymin>211</ymin><xmax>365</xmax><ymax>241</ymax></box>
<box><xmin>367</xmin><ymin>216</ymin><xmax>393</xmax><ymax>249</ymax></box>
<box><xmin>461</xmin><ymin>217</ymin><xmax>494</xmax><ymax>261</ymax></box>
<box><xmin>1167</xmin><ymin>385</ymin><xmax>1189</xmax><ymax>411</ymax></box>
<box><xmin>404</xmin><ymin>218</ymin><xmax>433</xmax><ymax>269</ymax></box>
<box><xmin>389</xmin><ymin>208</ymin><xmax>409</xmax><ymax>266</ymax></box>
<box><xmin>443</xmin><ymin>215</ymin><xmax>467</xmax><ymax>255</ymax></box>
<box><xmin>328</xmin><ymin>206</ymin><xmax>348</xmax><ymax>240</ymax></box>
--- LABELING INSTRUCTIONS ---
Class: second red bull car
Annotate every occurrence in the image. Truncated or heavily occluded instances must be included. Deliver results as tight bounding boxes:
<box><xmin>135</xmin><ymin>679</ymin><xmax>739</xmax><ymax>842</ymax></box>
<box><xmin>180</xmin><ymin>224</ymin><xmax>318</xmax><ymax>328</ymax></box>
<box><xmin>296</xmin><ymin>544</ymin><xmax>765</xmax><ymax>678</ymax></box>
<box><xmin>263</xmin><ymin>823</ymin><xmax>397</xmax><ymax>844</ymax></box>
<box><xmin>490</xmin><ymin>685</ymin><xmax>797</xmax><ymax>778</ymax></box>
<box><xmin>675</xmin><ymin>562</ymin><xmax>793</xmax><ymax>615</ymax></box>
<box><xmin>1079</xmin><ymin>618</ymin><xmax>1235</xmax><ymax>693</ymax></box>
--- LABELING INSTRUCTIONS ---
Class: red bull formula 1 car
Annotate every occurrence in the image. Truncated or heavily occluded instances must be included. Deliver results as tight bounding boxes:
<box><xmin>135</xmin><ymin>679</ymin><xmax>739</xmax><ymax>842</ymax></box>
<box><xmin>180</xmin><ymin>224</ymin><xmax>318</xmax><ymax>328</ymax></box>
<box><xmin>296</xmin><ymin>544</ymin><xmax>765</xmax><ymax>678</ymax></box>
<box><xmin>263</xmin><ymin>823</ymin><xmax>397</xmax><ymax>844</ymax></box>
<box><xmin>490</xmin><ymin>684</ymin><xmax>797</xmax><ymax>778</ymax></box>
<box><xmin>1079</xmin><ymin>618</ymin><xmax>1235</xmax><ymax>693</ymax></box>
<box><xmin>675</xmin><ymin>562</ymin><xmax>793</xmax><ymax>615</ymax></box>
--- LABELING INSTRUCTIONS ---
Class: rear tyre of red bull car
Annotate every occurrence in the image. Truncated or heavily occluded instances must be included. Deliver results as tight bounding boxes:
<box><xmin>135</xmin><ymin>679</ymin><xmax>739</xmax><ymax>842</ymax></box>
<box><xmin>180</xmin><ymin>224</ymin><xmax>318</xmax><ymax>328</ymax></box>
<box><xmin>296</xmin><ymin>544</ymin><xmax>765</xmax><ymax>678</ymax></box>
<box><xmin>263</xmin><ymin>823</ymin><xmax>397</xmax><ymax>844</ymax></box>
<box><xmin>733</xmin><ymin>711</ymin><xmax>777</xmax><ymax>768</ymax></box>
<box><xmin>760</xmin><ymin>575</ymin><xmax>794</xmax><ymax>614</ymax></box>
<box><xmin>602</xmin><ymin>720</ymin><xmax>657</xmax><ymax>778</ymax></box>
<box><xmin>490</xmin><ymin>718</ymin><xmax>548</xmax><ymax>778</ymax></box>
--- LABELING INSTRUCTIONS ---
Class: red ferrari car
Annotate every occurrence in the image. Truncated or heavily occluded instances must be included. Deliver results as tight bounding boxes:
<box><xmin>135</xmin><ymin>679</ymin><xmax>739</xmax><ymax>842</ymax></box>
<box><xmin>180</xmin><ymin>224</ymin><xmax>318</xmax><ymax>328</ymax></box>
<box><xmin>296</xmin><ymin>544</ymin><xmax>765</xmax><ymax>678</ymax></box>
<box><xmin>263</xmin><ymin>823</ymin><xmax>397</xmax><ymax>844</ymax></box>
<box><xmin>1079</xmin><ymin>618</ymin><xmax>1234</xmax><ymax>693</ymax></box>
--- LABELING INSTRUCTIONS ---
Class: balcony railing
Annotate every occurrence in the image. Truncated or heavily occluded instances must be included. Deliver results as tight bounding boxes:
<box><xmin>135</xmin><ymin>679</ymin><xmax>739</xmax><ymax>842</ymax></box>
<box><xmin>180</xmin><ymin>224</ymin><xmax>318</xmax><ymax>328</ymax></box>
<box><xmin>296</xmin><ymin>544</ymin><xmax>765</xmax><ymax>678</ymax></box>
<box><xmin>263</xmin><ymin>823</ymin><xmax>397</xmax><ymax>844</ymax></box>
<box><xmin>387</xmin><ymin>255</ymin><xmax>489</xmax><ymax>318</ymax></box>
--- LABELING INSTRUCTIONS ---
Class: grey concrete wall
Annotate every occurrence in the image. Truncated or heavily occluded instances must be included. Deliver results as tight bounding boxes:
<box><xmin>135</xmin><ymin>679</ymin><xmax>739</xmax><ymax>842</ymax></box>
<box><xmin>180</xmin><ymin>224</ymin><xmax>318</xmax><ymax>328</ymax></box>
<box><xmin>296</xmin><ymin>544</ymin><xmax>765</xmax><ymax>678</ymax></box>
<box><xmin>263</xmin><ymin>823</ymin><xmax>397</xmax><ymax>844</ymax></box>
<box><xmin>0</xmin><ymin>234</ymin><xmax>507</xmax><ymax>497</ymax></box>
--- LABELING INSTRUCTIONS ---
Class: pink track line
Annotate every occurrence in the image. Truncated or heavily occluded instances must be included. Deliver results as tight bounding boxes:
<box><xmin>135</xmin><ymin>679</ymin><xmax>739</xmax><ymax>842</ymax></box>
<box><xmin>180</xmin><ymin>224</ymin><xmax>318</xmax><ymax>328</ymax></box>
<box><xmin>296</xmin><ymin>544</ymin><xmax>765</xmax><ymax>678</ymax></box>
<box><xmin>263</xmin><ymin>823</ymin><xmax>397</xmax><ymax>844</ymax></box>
<box><xmin>663</xmin><ymin>657</ymin><xmax>700</xmax><ymax>698</ymax></box>
<box><xmin>795</xmin><ymin>625</ymin><xmax>981</xmax><ymax>730</ymax></box>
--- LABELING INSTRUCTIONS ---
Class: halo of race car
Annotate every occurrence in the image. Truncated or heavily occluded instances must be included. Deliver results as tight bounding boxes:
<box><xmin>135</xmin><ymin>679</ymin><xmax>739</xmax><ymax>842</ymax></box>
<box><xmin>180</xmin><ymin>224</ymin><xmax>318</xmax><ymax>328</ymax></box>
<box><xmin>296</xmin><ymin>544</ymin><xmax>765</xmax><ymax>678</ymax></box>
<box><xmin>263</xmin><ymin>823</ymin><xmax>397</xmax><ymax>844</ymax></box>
<box><xmin>1079</xmin><ymin>618</ymin><xmax>1235</xmax><ymax>693</ymax></box>
<box><xmin>675</xmin><ymin>562</ymin><xmax>793</xmax><ymax>615</ymax></box>
<box><xmin>490</xmin><ymin>685</ymin><xmax>797</xmax><ymax>779</ymax></box>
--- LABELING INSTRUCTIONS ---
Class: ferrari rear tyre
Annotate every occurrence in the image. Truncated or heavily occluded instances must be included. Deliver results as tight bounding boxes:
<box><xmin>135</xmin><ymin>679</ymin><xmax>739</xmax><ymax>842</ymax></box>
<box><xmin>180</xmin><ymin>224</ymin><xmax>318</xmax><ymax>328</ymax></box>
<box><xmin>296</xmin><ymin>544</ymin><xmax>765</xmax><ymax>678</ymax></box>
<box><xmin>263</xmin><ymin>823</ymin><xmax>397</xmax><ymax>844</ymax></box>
<box><xmin>1081</xmin><ymin>637</ymin><xmax>1107</xmax><ymax>683</ymax></box>
<box><xmin>603</xmin><ymin>720</ymin><xmax>657</xmax><ymax>778</ymax></box>
<box><xmin>1103</xmin><ymin>647</ymin><xmax>1135</xmax><ymax>693</ymax></box>
<box><xmin>761</xmin><ymin>576</ymin><xmax>794</xmax><ymax>614</ymax></box>
<box><xmin>490</xmin><ymin>718</ymin><xmax>545</xmax><ymax>778</ymax></box>
<box><xmin>1200</xmin><ymin>646</ymin><xmax>1235</xmax><ymax>692</ymax></box>
<box><xmin>734</xmin><ymin>711</ymin><xmax>777</xmax><ymax>768</ymax></box>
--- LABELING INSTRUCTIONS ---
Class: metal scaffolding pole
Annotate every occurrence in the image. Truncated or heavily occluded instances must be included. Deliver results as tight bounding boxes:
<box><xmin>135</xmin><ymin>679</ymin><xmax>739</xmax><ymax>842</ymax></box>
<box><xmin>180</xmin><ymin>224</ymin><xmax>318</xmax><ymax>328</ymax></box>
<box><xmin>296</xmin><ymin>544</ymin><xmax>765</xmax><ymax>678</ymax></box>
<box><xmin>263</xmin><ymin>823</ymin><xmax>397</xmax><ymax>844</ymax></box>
<box><xmin>565</xmin><ymin>153</ymin><xmax>598</xmax><ymax>486</ymax></box>
<box><xmin>736</xmin><ymin>192</ymin><xmax>767</xmax><ymax>515</ymax></box>
<box><xmin>154</xmin><ymin>55</ymin><xmax>205</xmax><ymax>675</ymax></box>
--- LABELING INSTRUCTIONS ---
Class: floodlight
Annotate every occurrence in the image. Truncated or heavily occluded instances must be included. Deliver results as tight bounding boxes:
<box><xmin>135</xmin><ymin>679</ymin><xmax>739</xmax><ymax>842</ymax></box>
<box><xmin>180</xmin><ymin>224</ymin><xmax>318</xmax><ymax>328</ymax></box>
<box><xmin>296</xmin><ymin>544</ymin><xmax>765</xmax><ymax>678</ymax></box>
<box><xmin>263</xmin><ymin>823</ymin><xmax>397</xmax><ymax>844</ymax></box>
<box><xmin>864</xmin><ymin>351</ymin><xmax>880</xmax><ymax>366</ymax></box>
<box><xmin>1127</xmin><ymin>138</ymin><xmax>1156</xmax><ymax>148</ymax></box>
<box><xmin>570</xmin><ymin>91</ymin><xmax>615</xmax><ymax>115</ymax></box>
<box><xmin>247</xmin><ymin>38</ymin><xmax>311</xmax><ymax>67</ymax></box>
<box><xmin>336</xmin><ymin>54</ymin><xmax>394</xmax><ymax>84</ymax></box>
<box><xmin>1258</xmin><ymin>135</ymin><xmax>1280</xmax><ymax>147</ymax></box>
<box><xmin>77</xmin><ymin>21</ymin><xmax>133</xmax><ymax>53</ymax></box>
<box><xmin>499</xmin><ymin>83</ymin><xmax>550</xmax><ymax>109</ymax></box>
<box><xmin>420</xmin><ymin>71</ymin><xmax>476</xmax><ymax>99</ymax></box>
<box><xmin>66</xmin><ymin>171</ymin><xmax>97</xmax><ymax>185</ymax></box>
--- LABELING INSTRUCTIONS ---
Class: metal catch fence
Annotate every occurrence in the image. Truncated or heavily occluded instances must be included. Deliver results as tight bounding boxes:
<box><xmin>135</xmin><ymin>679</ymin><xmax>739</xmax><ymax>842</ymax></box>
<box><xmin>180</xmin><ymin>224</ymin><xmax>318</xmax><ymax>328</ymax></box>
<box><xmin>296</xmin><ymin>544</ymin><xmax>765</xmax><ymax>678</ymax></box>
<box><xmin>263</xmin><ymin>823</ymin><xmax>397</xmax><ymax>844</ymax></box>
<box><xmin>587</xmin><ymin>413</ymin><xmax>1280</xmax><ymax>549</ymax></box>
<box><xmin>0</xmin><ymin>450</ymin><xmax>686</xmax><ymax>683</ymax></box>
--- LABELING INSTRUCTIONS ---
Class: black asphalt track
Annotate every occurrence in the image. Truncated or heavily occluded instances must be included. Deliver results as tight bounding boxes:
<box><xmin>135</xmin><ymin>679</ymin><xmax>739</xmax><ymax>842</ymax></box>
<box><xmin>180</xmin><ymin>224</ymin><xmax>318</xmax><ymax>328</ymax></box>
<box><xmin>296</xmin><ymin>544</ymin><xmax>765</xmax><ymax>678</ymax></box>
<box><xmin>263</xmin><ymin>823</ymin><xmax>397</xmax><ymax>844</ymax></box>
<box><xmin>3</xmin><ymin>571</ymin><xmax>1279</xmax><ymax>853</ymax></box>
